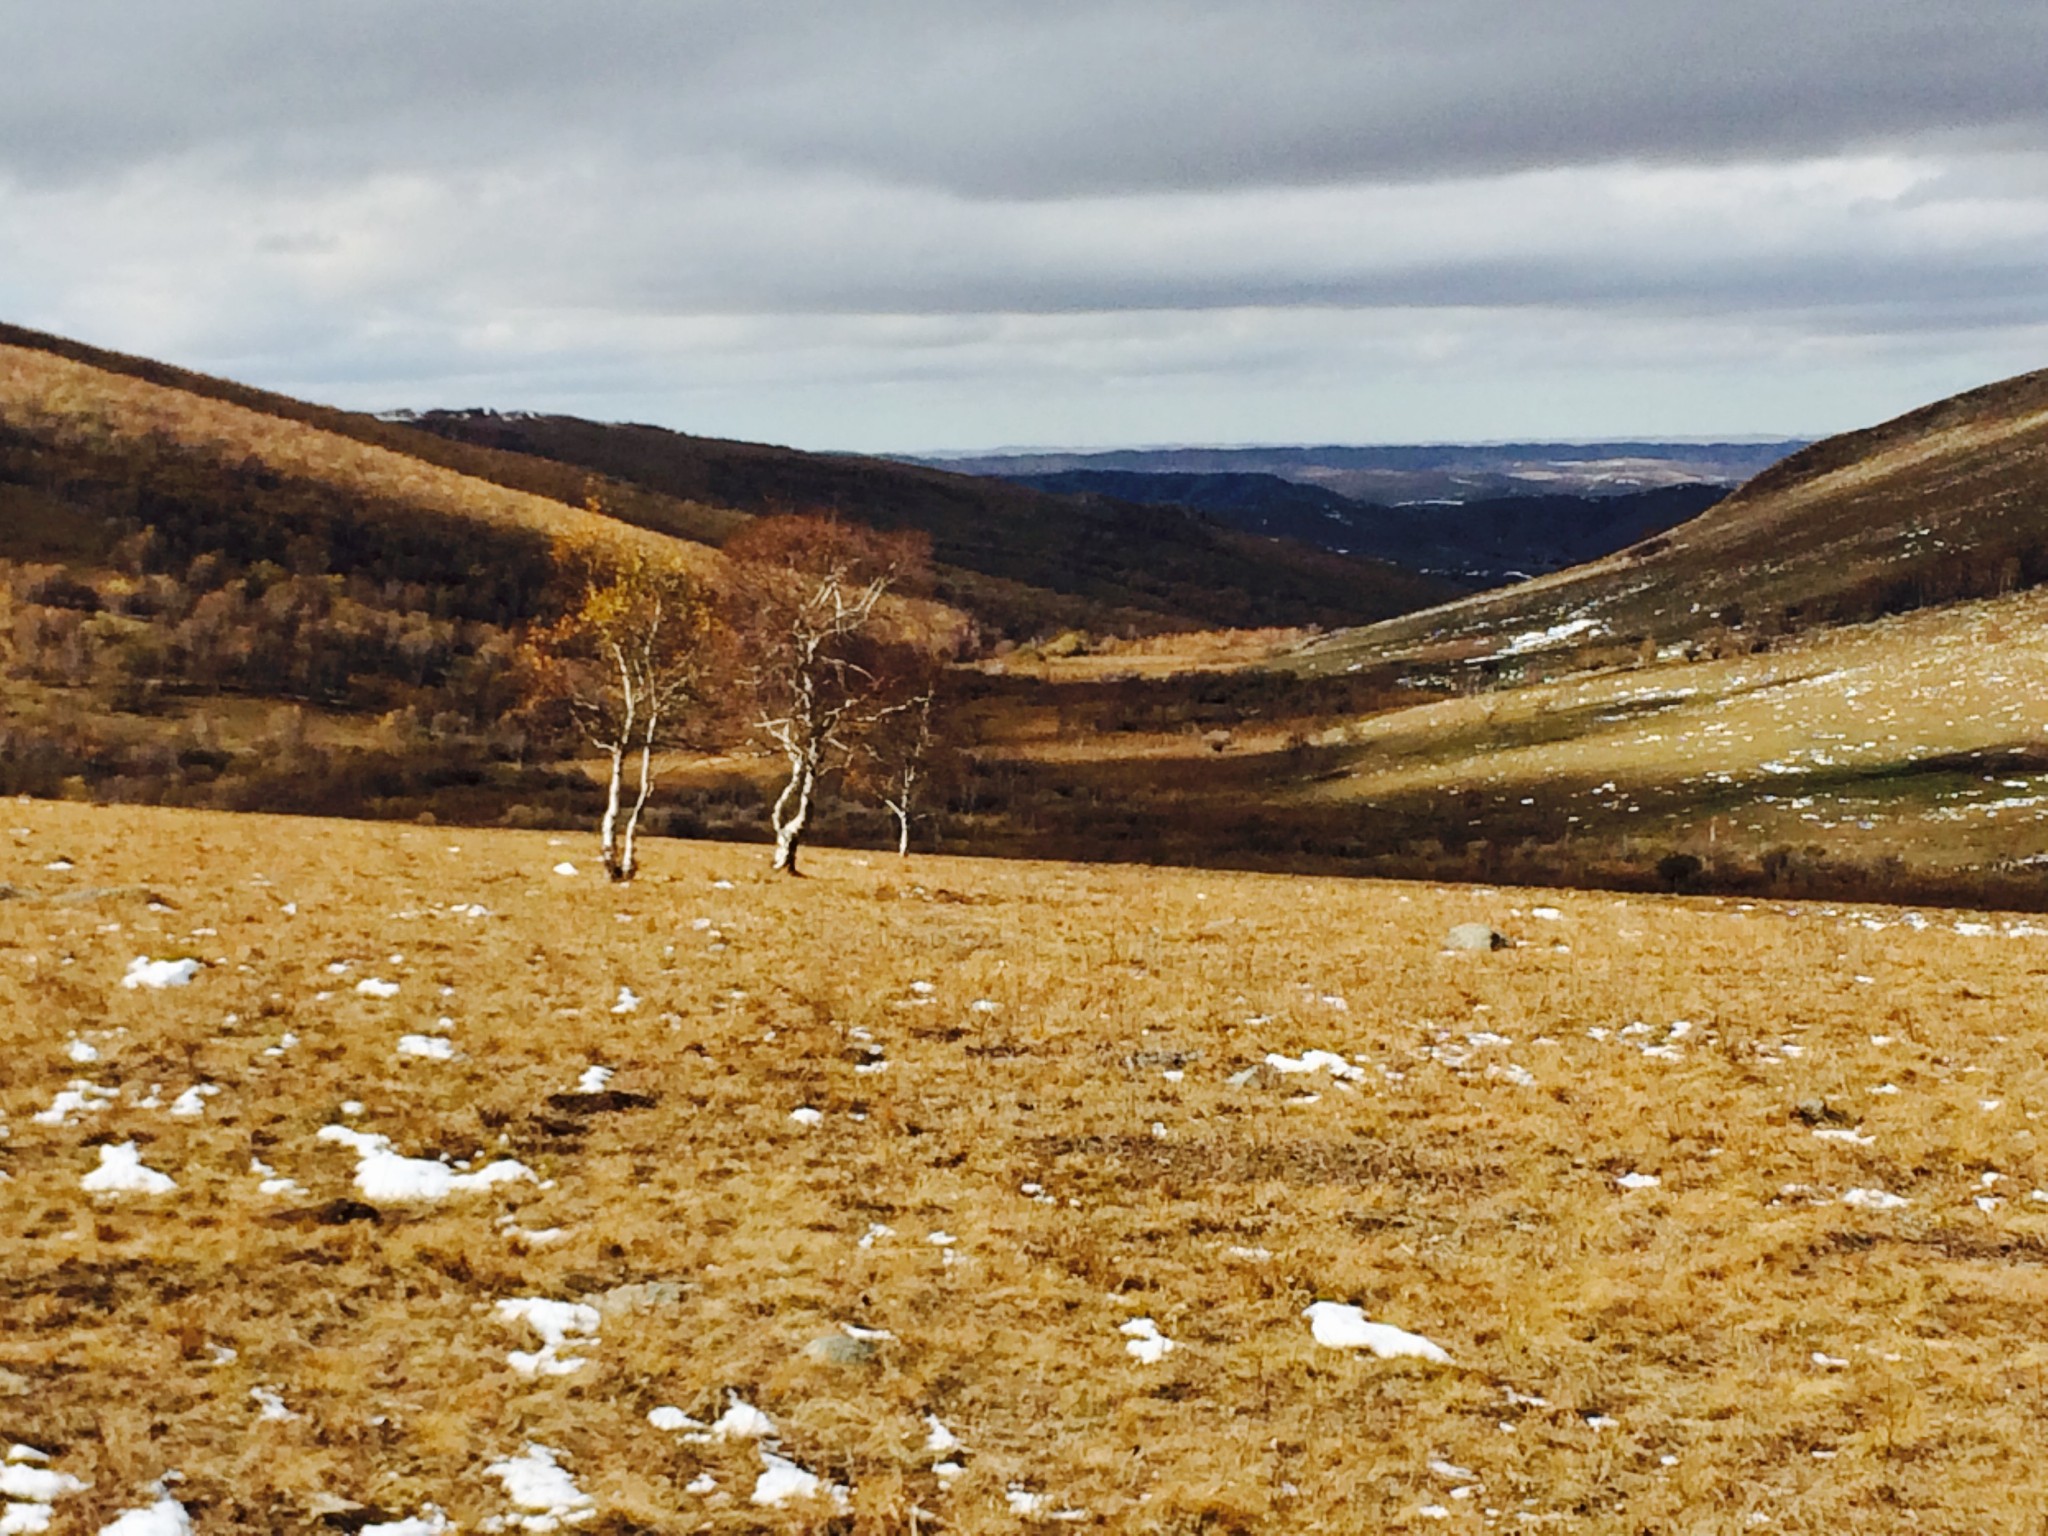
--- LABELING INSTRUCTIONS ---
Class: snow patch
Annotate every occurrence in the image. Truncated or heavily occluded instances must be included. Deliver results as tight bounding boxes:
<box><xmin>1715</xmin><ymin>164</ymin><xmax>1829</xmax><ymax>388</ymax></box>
<box><xmin>81</xmin><ymin>1143</ymin><xmax>175</xmax><ymax>1196</ymax></box>
<box><xmin>1303</xmin><ymin>1302</ymin><xmax>1451</xmax><ymax>1363</ymax></box>
<box><xmin>494</xmin><ymin>1298</ymin><xmax>600</xmax><ymax>1377</ymax></box>
<box><xmin>315</xmin><ymin>1125</ymin><xmax>533</xmax><ymax>1201</ymax></box>
<box><xmin>122</xmin><ymin>958</ymin><xmax>200</xmax><ymax>990</ymax></box>
<box><xmin>484</xmin><ymin>1444</ymin><xmax>593</xmax><ymax>1530</ymax></box>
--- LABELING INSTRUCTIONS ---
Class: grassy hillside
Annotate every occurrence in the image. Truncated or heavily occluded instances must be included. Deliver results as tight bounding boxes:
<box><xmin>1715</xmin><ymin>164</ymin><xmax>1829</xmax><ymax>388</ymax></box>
<box><xmin>0</xmin><ymin>321</ymin><xmax>744</xmax><ymax>551</ymax></box>
<box><xmin>0</xmin><ymin>339</ymin><xmax>733</xmax><ymax>817</ymax></box>
<box><xmin>401</xmin><ymin>410</ymin><xmax>1462</xmax><ymax>634</ymax></box>
<box><xmin>0</xmin><ymin>322</ymin><xmax>1458</xmax><ymax>639</ymax></box>
<box><xmin>1300</xmin><ymin>365</ymin><xmax>2048</xmax><ymax>674</ymax></box>
<box><xmin>9</xmin><ymin>801</ymin><xmax>2048</xmax><ymax>1532</ymax></box>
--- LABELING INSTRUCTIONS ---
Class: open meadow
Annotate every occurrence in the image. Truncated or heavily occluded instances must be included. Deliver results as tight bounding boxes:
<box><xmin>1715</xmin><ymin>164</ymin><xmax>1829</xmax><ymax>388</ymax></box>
<box><xmin>8</xmin><ymin>801</ymin><xmax>2048</xmax><ymax>1533</ymax></box>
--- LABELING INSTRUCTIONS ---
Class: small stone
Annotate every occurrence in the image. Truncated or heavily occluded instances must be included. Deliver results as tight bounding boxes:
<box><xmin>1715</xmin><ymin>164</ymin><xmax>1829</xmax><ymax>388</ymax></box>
<box><xmin>802</xmin><ymin>1333</ymin><xmax>879</xmax><ymax>1367</ymax></box>
<box><xmin>594</xmin><ymin>1280</ymin><xmax>685</xmax><ymax>1314</ymax></box>
<box><xmin>1446</xmin><ymin>923</ymin><xmax>1511</xmax><ymax>952</ymax></box>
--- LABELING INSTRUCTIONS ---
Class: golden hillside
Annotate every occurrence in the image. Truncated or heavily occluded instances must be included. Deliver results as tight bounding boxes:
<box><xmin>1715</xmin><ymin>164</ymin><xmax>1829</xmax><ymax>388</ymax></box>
<box><xmin>0</xmin><ymin>343</ymin><xmax>716</xmax><ymax>575</ymax></box>
<box><xmin>1303</xmin><ymin>364</ymin><xmax>2048</xmax><ymax>673</ymax></box>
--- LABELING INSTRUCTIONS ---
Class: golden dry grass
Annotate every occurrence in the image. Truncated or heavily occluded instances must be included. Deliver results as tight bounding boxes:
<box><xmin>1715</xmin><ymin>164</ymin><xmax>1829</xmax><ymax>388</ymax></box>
<box><xmin>0</xmin><ymin>345</ymin><xmax>718</xmax><ymax>578</ymax></box>
<box><xmin>1294</xmin><ymin>586</ymin><xmax>2048</xmax><ymax>870</ymax></box>
<box><xmin>9</xmin><ymin>801</ymin><xmax>2048</xmax><ymax>1531</ymax></box>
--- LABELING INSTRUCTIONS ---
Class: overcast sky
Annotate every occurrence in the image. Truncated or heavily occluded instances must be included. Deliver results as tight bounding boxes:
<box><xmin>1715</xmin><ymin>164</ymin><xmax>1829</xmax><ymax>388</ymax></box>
<box><xmin>5</xmin><ymin>2</ymin><xmax>2047</xmax><ymax>452</ymax></box>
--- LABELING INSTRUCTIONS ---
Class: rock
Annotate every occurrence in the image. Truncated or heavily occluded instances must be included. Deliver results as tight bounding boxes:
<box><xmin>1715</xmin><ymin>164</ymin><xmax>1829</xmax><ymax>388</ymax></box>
<box><xmin>802</xmin><ymin>1333</ymin><xmax>879</xmax><ymax>1367</ymax></box>
<box><xmin>595</xmin><ymin>1280</ymin><xmax>685</xmax><ymax>1315</ymax></box>
<box><xmin>0</xmin><ymin>1365</ymin><xmax>31</xmax><ymax>1396</ymax></box>
<box><xmin>1446</xmin><ymin>923</ymin><xmax>1511</xmax><ymax>952</ymax></box>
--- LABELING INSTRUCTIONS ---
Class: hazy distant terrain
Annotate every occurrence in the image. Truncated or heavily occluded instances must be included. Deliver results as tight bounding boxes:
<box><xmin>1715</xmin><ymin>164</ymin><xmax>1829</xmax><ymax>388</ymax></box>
<box><xmin>989</xmin><ymin>469</ymin><xmax>1726</xmax><ymax>585</ymax></box>
<box><xmin>918</xmin><ymin>440</ymin><xmax>1805</xmax><ymax>504</ymax></box>
<box><xmin>916</xmin><ymin>440</ymin><xmax>1799</xmax><ymax>585</ymax></box>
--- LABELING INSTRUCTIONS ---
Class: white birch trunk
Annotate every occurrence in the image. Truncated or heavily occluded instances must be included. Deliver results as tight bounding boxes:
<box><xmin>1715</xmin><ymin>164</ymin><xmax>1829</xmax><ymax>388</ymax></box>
<box><xmin>771</xmin><ymin>752</ymin><xmax>817</xmax><ymax>875</ymax></box>
<box><xmin>599</xmin><ymin>741</ymin><xmax>627</xmax><ymax>880</ymax></box>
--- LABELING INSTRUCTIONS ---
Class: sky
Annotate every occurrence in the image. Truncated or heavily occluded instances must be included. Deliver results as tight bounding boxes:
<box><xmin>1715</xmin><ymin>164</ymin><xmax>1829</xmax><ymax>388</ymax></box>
<box><xmin>4</xmin><ymin>1</ymin><xmax>2047</xmax><ymax>453</ymax></box>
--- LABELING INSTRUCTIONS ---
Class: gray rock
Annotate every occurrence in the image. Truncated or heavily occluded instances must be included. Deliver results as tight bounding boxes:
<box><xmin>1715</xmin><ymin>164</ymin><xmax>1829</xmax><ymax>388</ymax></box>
<box><xmin>594</xmin><ymin>1280</ymin><xmax>685</xmax><ymax>1315</ymax></box>
<box><xmin>1446</xmin><ymin>923</ymin><xmax>1511</xmax><ymax>952</ymax></box>
<box><xmin>803</xmin><ymin>1333</ymin><xmax>880</xmax><ymax>1367</ymax></box>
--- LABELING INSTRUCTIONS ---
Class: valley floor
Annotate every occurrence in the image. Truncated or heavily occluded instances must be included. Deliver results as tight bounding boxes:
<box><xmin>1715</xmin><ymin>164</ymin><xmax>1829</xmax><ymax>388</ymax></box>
<box><xmin>6</xmin><ymin>802</ymin><xmax>2048</xmax><ymax>1532</ymax></box>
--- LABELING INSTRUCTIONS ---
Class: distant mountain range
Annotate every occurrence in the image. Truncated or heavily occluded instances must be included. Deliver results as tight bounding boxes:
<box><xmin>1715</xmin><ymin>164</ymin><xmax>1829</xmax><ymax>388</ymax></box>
<box><xmin>914</xmin><ymin>440</ymin><xmax>1805</xmax><ymax>504</ymax></box>
<box><xmin>986</xmin><ymin>469</ymin><xmax>1727</xmax><ymax>585</ymax></box>
<box><xmin>908</xmin><ymin>441</ymin><xmax>1804</xmax><ymax>586</ymax></box>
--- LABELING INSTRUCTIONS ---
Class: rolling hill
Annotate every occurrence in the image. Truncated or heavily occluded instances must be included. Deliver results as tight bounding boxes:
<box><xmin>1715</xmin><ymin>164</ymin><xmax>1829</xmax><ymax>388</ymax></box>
<box><xmin>397</xmin><ymin>409</ymin><xmax>1461</xmax><ymax>635</ymax></box>
<box><xmin>1298</xmin><ymin>365</ymin><xmax>2048</xmax><ymax>676</ymax></box>
<box><xmin>0</xmin><ymin>322</ymin><xmax>1460</xmax><ymax>640</ymax></box>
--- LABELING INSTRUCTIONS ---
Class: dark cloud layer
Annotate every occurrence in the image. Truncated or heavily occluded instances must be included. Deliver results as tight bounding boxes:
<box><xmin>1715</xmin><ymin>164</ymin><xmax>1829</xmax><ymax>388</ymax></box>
<box><xmin>3</xmin><ymin>1</ymin><xmax>2045</xmax><ymax>447</ymax></box>
<box><xmin>11</xmin><ymin>2</ymin><xmax>2048</xmax><ymax>191</ymax></box>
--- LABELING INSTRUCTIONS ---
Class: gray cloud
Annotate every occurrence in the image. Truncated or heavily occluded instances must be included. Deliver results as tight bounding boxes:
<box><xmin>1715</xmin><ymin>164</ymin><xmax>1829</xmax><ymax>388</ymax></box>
<box><xmin>3</xmin><ymin>1</ymin><xmax>2046</xmax><ymax>448</ymax></box>
<box><xmin>10</xmin><ymin>2</ymin><xmax>2048</xmax><ymax>191</ymax></box>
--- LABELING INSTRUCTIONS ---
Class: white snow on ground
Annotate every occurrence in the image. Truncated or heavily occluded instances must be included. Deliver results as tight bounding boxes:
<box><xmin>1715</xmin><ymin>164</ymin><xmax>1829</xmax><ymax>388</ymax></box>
<box><xmin>94</xmin><ymin>1495</ymin><xmax>193</xmax><ymax>1536</ymax></box>
<box><xmin>552</xmin><ymin>862</ymin><xmax>579</xmax><ymax>877</ymax></box>
<box><xmin>121</xmin><ymin>957</ymin><xmax>200</xmax><ymax>990</ymax></box>
<box><xmin>315</xmin><ymin>1126</ymin><xmax>534</xmax><ymax>1201</ymax></box>
<box><xmin>484</xmin><ymin>1444</ymin><xmax>593</xmax><ymax>1530</ymax></box>
<box><xmin>1842</xmin><ymin>1187</ymin><xmax>1909</xmax><ymax>1211</ymax></box>
<box><xmin>751</xmin><ymin>1451</ymin><xmax>849</xmax><ymax>1509</ymax></box>
<box><xmin>573</xmin><ymin>1066</ymin><xmax>612</xmax><ymax>1093</ymax></box>
<box><xmin>1616</xmin><ymin>1172</ymin><xmax>1661</xmax><ymax>1192</ymax></box>
<box><xmin>64</xmin><ymin>1038</ymin><xmax>99</xmax><ymax>1064</ymax></box>
<box><xmin>610</xmin><ymin>987</ymin><xmax>640</xmax><ymax>1015</ymax></box>
<box><xmin>790</xmin><ymin>1107</ymin><xmax>823</xmax><ymax>1126</ymax></box>
<box><xmin>358</xmin><ymin>1510</ymin><xmax>450</xmax><ymax>1536</ymax></box>
<box><xmin>81</xmin><ymin>1143</ymin><xmax>176</xmax><ymax>1196</ymax></box>
<box><xmin>167</xmin><ymin>1084</ymin><xmax>220</xmax><ymax>1117</ymax></box>
<box><xmin>923</xmin><ymin>1416</ymin><xmax>961</xmax><ymax>1454</ymax></box>
<box><xmin>250</xmin><ymin>1160</ymin><xmax>305</xmax><ymax>1198</ymax></box>
<box><xmin>355</xmin><ymin>978</ymin><xmax>400</xmax><ymax>999</ymax></box>
<box><xmin>706</xmin><ymin>1394</ymin><xmax>776</xmax><ymax>1442</ymax></box>
<box><xmin>1006</xmin><ymin>1487</ymin><xmax>1089</xmax><ymax>1520</ymax></box>
<box><xmin>495</xmin><ymin>1298</ymin><xmax>600</xmax><ymax>1377</ymax></box>
<box><xmin>1499</xmin><ymin>616</ymin><xmax>1603</xmax><ymax>656</ymax></box>
<box><xmin>1119</xmin><ymin>1317</ymin><xmax>1175</xmax><ymax>1363</ymax></box>
<box><xmin>3</xmin><ymin>1447</ymin><xmax>88</xmax><ymax>1536</ymax></box>
<box><xmin>1264</xmin><ymin>1049</ymin><xmax>1365</xmax><ymax>1082</ymax></box>
<box><xmin>33</xmin><ymin>1081</ymin><xmax>116</xmax><ymax>1125</ymax></box>
<box><xmin>1303</xmin><ymin>1302</ymin><xmax>1452</xmax><ymax>1363</ymax></box>
<box><xmin>249</xmin><ymin>1387</ymin><xmax>298</xmax><ymax>1422</ymax></box>
<box><xmin>396</xmin><ymin>1035</ymin><xmax>455</xmax><ymax>1061</ymax></box>
<box><xmin>646</xmin><ymin>1407</ymin><xmax>701</xmax><ymax>1432</ymax></box>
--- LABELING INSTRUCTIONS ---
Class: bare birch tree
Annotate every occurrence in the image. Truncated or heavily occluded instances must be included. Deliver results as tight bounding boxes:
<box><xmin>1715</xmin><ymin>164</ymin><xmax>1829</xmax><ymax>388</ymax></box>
<box><xmin>527</xmin><ymin>551</ymin><xmax>707</xmax><ymax>882</ymax></box>
<box><xmin>721</xmin><ymin>515</ymin><xmax>933</xmax><ymax>875</ymax></box>
<box><xmin>848</xmin><ymin>647</ymin><xmax>955</xmax><ymax>856</ymax></box>
<box><xmin>874</xmin><ymin>685</ymin><xmax>935</xmax><ymax>856</ymax></box>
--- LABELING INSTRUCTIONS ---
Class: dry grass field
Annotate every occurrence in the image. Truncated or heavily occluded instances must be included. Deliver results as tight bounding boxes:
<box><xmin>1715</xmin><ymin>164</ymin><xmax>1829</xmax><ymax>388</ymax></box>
<box><xmin>8</xmin><ymin>801</ymin><xmax>2048</xmax><ymax>1533</ymax></box>
<box><xmin>1295</xmin><ymin>586</ymin><xmax>2048</xmax><ymax>876</ymax></box>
